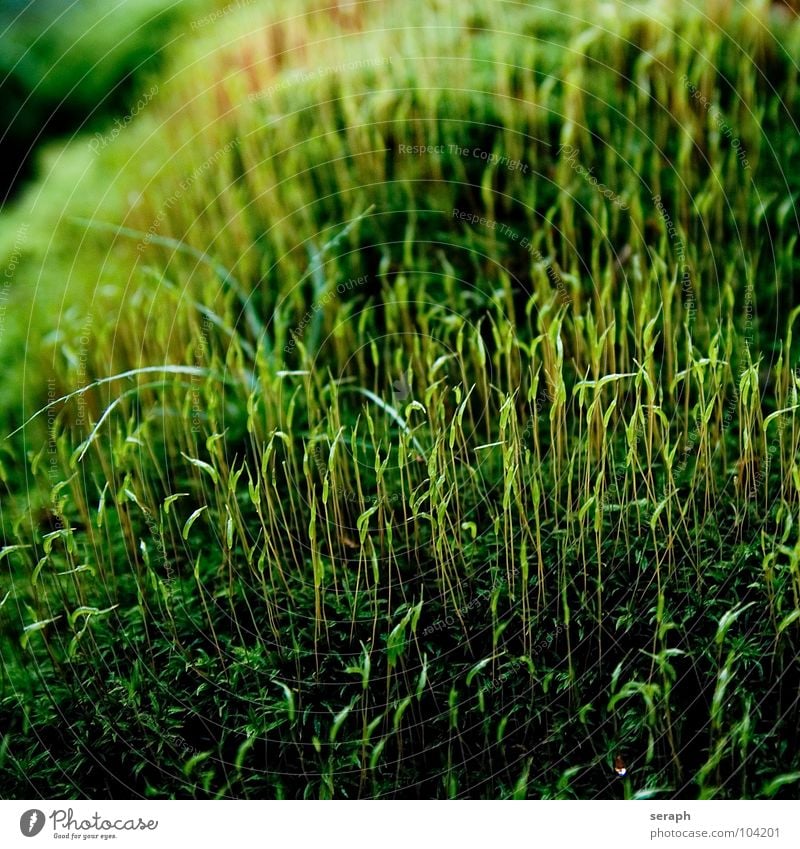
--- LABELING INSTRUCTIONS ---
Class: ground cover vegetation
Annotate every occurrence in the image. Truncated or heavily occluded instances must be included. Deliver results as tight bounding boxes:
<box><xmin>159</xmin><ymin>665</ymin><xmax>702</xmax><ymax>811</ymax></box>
<box><xmin>1</xmin><ymin>0</ymin><xmax>799</xmax><ymax>799</ymax></box>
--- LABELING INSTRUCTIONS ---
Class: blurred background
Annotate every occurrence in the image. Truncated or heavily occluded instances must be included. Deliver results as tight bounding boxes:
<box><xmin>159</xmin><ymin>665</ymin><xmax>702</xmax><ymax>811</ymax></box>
<box><xmin>0</xmin><ymin>0</ymin><xmax>223</xmax><ymax>203</ymax></box>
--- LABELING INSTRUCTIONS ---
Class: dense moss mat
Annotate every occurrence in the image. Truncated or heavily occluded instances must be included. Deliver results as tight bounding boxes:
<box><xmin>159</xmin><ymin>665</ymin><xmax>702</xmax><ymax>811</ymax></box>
<box><xmin>1</xmin><ymin>0</ymin><xmax>800</xmax><ymax>798</ymax></box>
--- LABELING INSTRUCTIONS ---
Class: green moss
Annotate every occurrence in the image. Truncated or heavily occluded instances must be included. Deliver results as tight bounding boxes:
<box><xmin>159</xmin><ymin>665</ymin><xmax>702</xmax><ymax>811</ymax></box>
<box><xmin>1</xmin><ymin>0</ymin><xmax>799</xmax><ymax>799</ymax></box>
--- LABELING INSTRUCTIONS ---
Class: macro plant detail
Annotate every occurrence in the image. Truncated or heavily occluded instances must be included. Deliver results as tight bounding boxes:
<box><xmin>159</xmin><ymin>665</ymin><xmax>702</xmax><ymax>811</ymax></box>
<box><xmin>0</xmin><ymin>0</ymin><xmax>798</xmax><ymax>803</ymax></box>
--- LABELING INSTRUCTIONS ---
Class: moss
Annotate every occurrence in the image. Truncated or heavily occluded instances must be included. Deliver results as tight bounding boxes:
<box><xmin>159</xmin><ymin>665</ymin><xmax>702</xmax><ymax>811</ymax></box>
<box><xmin>1</xmin><ymin>0</ymin><xmax>799</xmax><ymax>799</ymax></box>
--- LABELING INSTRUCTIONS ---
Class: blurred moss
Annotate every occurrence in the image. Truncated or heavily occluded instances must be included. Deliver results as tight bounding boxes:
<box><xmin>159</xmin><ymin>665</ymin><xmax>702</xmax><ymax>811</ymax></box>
<box><xmin>0</xmin><ymin>0</ymin><xmax>223</xmax><ymax>199</ymax></box>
